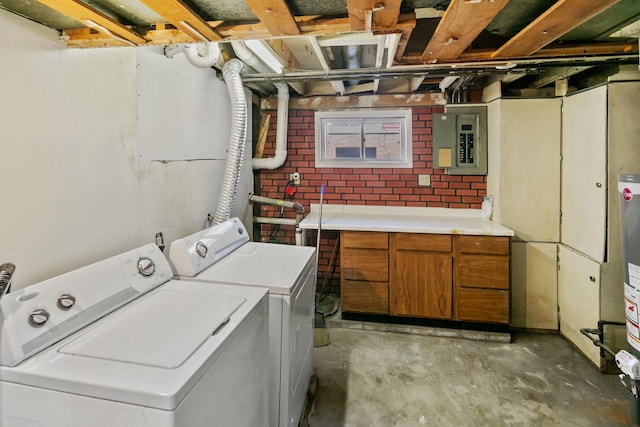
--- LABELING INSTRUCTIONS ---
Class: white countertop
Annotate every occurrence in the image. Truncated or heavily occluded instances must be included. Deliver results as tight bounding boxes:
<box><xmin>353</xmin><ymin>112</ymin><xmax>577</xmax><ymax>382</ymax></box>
<box><xmin>299</xmin><ymin>205</ymin><xmax>514</xmax><ymax>237</ymax></box>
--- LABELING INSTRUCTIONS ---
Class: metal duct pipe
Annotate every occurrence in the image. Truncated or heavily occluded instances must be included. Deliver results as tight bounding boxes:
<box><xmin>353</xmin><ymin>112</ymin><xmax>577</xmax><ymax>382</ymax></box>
<box><xmin>253</xmin><ymin>217</ymin><xmax>300</xmax><ymax>226</ymax></box>
<box><xmin>249</xmin><ymin>194</ymin><xmax>305</xmax><ymax>224</ymax></box>
<box><xmin>213</xmin><ymin>58</ymin><xmax>247</xmax><ymax>224</ymax></box>
<box><xmin>231</xmin><ymin>40</ymin><xmax>289</xmax><ymax>170</ymax></box>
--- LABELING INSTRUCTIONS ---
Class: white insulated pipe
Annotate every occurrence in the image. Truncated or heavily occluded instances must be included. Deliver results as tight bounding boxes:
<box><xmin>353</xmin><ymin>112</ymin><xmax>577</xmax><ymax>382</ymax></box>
<box><xmin>231</xmin><ymin>40</ymin><xmax>289</xmax><ymax>170</ymax></box>
<box><xmin>164</xmin><ymin>42</ymin><xmax>220</xmax><ymax>68</ymax></box>
<box><xmin>183</xmin><ymin>42</ymin><xmax>220</xmax><ymax>68</ymax></box>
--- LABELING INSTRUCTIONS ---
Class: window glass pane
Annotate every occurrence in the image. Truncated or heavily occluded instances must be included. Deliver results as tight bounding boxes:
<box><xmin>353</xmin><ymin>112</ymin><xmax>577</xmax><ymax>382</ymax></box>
<box><xmin>324</xmin><ymin>120</ymin><xmax>362</xmax><ymax>160</ymax></box>
<box><xmin>315</xmin><ymin>110</ymin><xmax>412</xmax><ymax>168</ymax></box>
<box><xmin>363</xmin><ymin>120</ymin><xmax>402</xmax><ymax>160</ymax></box>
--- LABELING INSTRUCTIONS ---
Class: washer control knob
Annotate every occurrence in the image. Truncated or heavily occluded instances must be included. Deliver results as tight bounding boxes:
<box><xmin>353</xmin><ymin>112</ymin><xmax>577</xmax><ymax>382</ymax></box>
<box><xmin>57</xmin><ymin>294</ymin><xmax>76</xmax><ymax>310</ymax></box>
<box><xmin>137</xmin><ymin>257</ymin><xmax>156</xmax><ymax>277</ymax></box>
<box><xmin>196</xmin><ymin>241</ymin><xmax>208</xmax><ymax>258</ymax></box>
<box><xmin>28</xmin><ymin>309</ymin><xmax>50</xmax><ymax>328</ymax></box>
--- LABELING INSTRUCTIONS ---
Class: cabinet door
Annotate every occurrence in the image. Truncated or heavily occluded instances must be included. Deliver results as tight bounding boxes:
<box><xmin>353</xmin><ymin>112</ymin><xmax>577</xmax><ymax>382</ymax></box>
<box><xmin>561</xmin><ymin>86</ymin><xmax>607</xmax><ymax>262</ymax></box>
<box><xmin>558</xmin><ymin>244</ymin><xmax>601</xmax><ymax>367</ymax></box>
<box><xmin>342</xmin><ymin>280</ymin><xmax>389</xmax><ymax>314</ymax></box>
<box><xmin>391</xmin><ymin>234</ymin><xmax>452</xmax><ymax>319</ymax></box>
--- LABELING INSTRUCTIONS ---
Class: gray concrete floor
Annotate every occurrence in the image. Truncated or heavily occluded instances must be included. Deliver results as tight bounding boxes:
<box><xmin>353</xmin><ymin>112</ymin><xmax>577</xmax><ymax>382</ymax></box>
<box><xmin>307</xmin><ymin>325</ymin><xmax>633</xmax><ymax>427</ymax></box>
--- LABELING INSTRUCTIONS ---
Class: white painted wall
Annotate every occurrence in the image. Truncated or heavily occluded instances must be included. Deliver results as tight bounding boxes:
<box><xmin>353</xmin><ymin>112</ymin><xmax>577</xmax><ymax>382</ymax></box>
<box><xmin>0</xmin><ymin>10</ymin><xmax>252</xmax><ymax>291</ymax></box>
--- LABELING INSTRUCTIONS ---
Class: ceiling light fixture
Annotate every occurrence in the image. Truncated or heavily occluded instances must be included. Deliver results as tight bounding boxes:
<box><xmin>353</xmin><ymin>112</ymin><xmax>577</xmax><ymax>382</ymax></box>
<box><xmin>245</xmin><ymin>40</ymin><xmax>284</xmax><ymax>74</ymax></box>
<box><xmin>495</xmin><ymin>63</ymin><xmax>517</xmax><ymax>70</ymax></box>
<box><xmin>439</xmin><ymin>76</ymin><xmax>460</xmax><ymax>92</ymax></box>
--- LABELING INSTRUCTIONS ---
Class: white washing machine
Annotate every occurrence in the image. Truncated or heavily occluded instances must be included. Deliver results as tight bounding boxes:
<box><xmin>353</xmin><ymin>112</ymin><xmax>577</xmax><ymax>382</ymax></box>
<box><xmin>0</xmin><ymin>244</ymin><xmax>269</xmax><ymax>427</ymax></box>
<box><xmin>169</xmin><ymin>218</ymin><xmax>316</xmax><ymax>427</ymax></box>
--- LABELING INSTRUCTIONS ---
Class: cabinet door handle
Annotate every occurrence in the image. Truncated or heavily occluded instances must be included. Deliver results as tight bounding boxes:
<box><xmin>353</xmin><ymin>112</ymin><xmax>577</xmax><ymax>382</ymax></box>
<box><xmin>595</xmin><ymin>182</ymin><xmax>602</xmax><ymax>188</ymax></box>
<box><xmin>589</xmin><ymin>276</ymin><xmax>596</xmax><ymax>282</ymax></box>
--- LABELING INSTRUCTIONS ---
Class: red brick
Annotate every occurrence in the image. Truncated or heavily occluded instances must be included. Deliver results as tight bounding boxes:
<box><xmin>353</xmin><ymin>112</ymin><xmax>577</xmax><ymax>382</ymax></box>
<box><xmin>341</xmin><ymin>194</ymin><xmax>362</xmax><ymax>200</ymax></box>
<box><xmin>450</xmin><ymin>182</ymin><xmax>471</xmax><ymax>189</ymax></box>
<box><xmin>442</xmin><ymin>196</ymin><xmax>462</xmax><ymax>203</ymax></box>
<box><xmin>335</xmin><ymin>187</ymin><xmax>354</xmax><ymax>193</ymax></box>
<box><xmin>394</xmin><ymin>188</ymin><xmax>414</xmax><ymax>195</ymax></box>
<box><xmin>462</xmin><ymin>175</ymin><xmax>485</xmax><ymax>182</ymax></box>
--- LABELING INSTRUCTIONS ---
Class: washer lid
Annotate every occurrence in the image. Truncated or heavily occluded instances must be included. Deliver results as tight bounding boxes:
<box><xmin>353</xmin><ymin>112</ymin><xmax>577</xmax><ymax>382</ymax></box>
<box><xmin>59</xmin><ymin>289</ymin><xmax>245</xmax><ymax>368</ymax></box>
<box><xmin>195</xmin><ymin>243</ymin><xmax>315</xmax><ymax>295</ymax></box>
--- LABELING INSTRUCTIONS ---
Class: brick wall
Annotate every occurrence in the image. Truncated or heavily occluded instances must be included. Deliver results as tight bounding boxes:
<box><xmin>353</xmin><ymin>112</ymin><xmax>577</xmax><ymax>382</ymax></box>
<box><xmin>254</xmin><ymin>104</ymin><xmax>487</xmax><ymax>294</ymax></box>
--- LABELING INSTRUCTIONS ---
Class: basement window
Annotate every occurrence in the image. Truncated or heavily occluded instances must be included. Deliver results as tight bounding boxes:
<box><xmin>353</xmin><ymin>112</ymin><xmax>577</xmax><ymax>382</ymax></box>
<box><xmin>315</xmin><ymin>109</ymin><xmax>413</xmax><ymax>168</ymax></box>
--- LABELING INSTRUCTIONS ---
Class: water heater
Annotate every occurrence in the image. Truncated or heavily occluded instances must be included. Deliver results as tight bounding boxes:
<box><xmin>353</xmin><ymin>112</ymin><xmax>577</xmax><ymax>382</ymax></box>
<box><xmin>619</xmin><ymin>174</ymin><xmax>640</xmax><ymax>356</ymax></box>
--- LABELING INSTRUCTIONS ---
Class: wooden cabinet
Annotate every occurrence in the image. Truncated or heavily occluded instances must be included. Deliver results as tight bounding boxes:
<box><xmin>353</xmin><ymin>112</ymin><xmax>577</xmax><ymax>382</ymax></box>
<box><xmin>340</xmin><ymin>231</ymin><xmax>389</xmax><ymax>314</ymax></box>
<box><xmin>454</xmin><ymin>235</ymin><xmax>510</xmax><ymax>324</ymax></box>
<box><xmin>340</xmin><ymin>231</ymin><xmax>511</xmax><ymax>326</ymax></box>
<box><xmin>390</xmin><ymin>233</ymin><xmax>452</xmax><ymax>319</ymax></box>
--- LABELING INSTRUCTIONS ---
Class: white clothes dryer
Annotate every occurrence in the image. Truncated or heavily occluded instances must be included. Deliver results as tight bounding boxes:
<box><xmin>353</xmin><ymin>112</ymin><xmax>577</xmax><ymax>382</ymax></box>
<box><xmin>0</xmin><ymin>244</ymin><xmax>269</xmax><ymax>427</ymax></box>
<box><xmin>169</xmin><ymin>218</ymin><xmax>316</xmax><ymax>427</ymax></box>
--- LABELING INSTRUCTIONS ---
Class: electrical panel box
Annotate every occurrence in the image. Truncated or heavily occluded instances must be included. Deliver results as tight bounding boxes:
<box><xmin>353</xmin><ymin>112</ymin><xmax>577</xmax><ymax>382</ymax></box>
<box><xmin>433</xmin><ymin>106</ymin><xmax>487</xmax><ymax>175</ymax></box>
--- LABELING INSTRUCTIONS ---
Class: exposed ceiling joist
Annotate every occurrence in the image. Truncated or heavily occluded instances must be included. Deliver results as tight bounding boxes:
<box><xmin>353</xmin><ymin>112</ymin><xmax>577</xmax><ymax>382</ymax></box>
<box><xmin>139</xmin><ymin>0</ymin><xmax>222</xmax><ymax>41</ymax></box>
<box><xmin>347</xmin><ymin>0</ymin><xmax>403</xmax><ymax>32</ymax></box>
<box><xmin>309</xmin><ymin>36</ymin><xmax>345</xmax><ymax>95</ymax></box>
<box><xmin>421</xmin><ymin>0</ymin><xmax>510</xmax><ymax>63</ymax></box>
<box><xmin>64</xmin><ymin>15</ymin><xmax>355</xmax><ymax>47</ymax></box>
<box><xmin>492</xmin><ymin>0</ymin><xmax>622</xmax><ymax>58</ymax></box>
<box><xmin>244</xmin><ymin>0</ymin><xmax>300</xmax><ymax>36</ymax></box>
<box><xmin>34</xmin><ymin>0</ymin><xmax>145</xmax><ymax>45</ymax></box>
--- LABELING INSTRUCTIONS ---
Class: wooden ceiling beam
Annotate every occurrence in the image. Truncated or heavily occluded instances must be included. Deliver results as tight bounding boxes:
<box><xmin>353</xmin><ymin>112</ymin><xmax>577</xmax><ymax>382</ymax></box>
<box><xmin>65</xmin><ymin>14</ymin><xmax>418</xmax><ymax>47</ymax></box>
<box><xmin>138</xmin><ymin>0</ymin><xmax>222</xmax><ymax>41</ymax></box>
<box><xmin>492</xmin><ymin>0</ymin><xmax>622</xmax><ymax>58</ymax></box>
<box><xmin>420</xmin><ymin>0</ymin><xmax>510</xmax><ymax>63</ymax></box>
<box><xmin>244</xmin><ymin>0</ymin><xmax>300</xmax><ymax>36</ymax></box>
<box><xmin>400</xmin><ymin>41</ymin><xmax>637</xmax><ymax>64</ymax></box>
<box><xmin>34</xmin><ymin>0</ymin><xmax>145</xmax><ymax>45</ymax></box>
<box><xmin>347</xmin><ymin>0</ymin><xmax>403</xmax><ymax>32</ymax></box>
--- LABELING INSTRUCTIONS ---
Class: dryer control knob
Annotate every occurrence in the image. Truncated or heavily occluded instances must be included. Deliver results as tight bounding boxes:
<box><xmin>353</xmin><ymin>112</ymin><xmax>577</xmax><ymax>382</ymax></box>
<box><xmin>137</xmin><ymin>257</ymin><xmax>156</xmax><ymax>277</ymax></box>
<box><xmin>28</xmin><ymin>309</ymin><xmax>50</xmax><ymax>327</ymax></box>
<box><xmin>57</xmin><ymin>294</ymin><xmax>76</xmax><ymax>310</ymax></box>
<box><xmin>196</xmin><ymin>241</ymin><xmax>208</xmax><ymax>258</ymax></box>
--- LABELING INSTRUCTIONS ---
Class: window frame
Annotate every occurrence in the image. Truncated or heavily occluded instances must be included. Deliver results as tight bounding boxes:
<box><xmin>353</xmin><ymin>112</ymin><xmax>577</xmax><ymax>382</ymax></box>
<box><xmin>314</xmin><ymin>109</ymin><xmax>413</xmax><ymax>168</ymax></box>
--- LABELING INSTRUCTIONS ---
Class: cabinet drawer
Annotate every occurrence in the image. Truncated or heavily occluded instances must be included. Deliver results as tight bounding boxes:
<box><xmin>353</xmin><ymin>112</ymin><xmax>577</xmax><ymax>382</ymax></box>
<box><xmin>455</xmin><ymin>288</ymin><xmax>509</xmax><ymax>324</ymax></box>
<box><xmin>456</xmin><ymin>255</ymin><xmax>509</xmax><ymax>290</ymax></box>
<box><xmin>342</xmin><ymin>248</ymin><xmax>388</xmax><ymax>282</ymax></box>
<box><xmin>393</xmin><ymin>233</ymin><xmax>452</xmax><ymax>252</ymax></box>
<box><xmin>342</xmin><ymin>280</ymin><xmax>389</xmax><ymax>314</ymax></box>
<box><xmin>342</xmin><ymin>231</ymin><xmax>388</xmax><ymax>249</ymax></box>
<box><xmin>457</xmin><ymin>235</ymin><xmax>509</xmax><ymax>255</ymax></box>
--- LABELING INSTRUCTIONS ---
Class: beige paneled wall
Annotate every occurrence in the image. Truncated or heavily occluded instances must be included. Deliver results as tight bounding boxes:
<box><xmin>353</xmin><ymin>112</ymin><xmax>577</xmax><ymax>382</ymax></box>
<box><xmin>487</xmin><ymin>98</ymin><xmax>561</xmax><ymax>330</ymax></box>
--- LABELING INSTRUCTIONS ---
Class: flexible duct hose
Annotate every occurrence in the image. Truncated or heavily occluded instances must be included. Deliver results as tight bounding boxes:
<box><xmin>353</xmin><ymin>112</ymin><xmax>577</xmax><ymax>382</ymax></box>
<box><xmin>214</xmin><ymin>58</ymin><xmax>247</xmax><ymax>224</ymax></box>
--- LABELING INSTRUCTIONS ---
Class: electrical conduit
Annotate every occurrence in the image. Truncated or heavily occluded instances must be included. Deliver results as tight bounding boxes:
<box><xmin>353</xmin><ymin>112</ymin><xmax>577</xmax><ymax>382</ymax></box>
<box><xmin>231</xmin><ymin>41</ymin><xmax>289</xmax><ymax>170</ymax></box>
